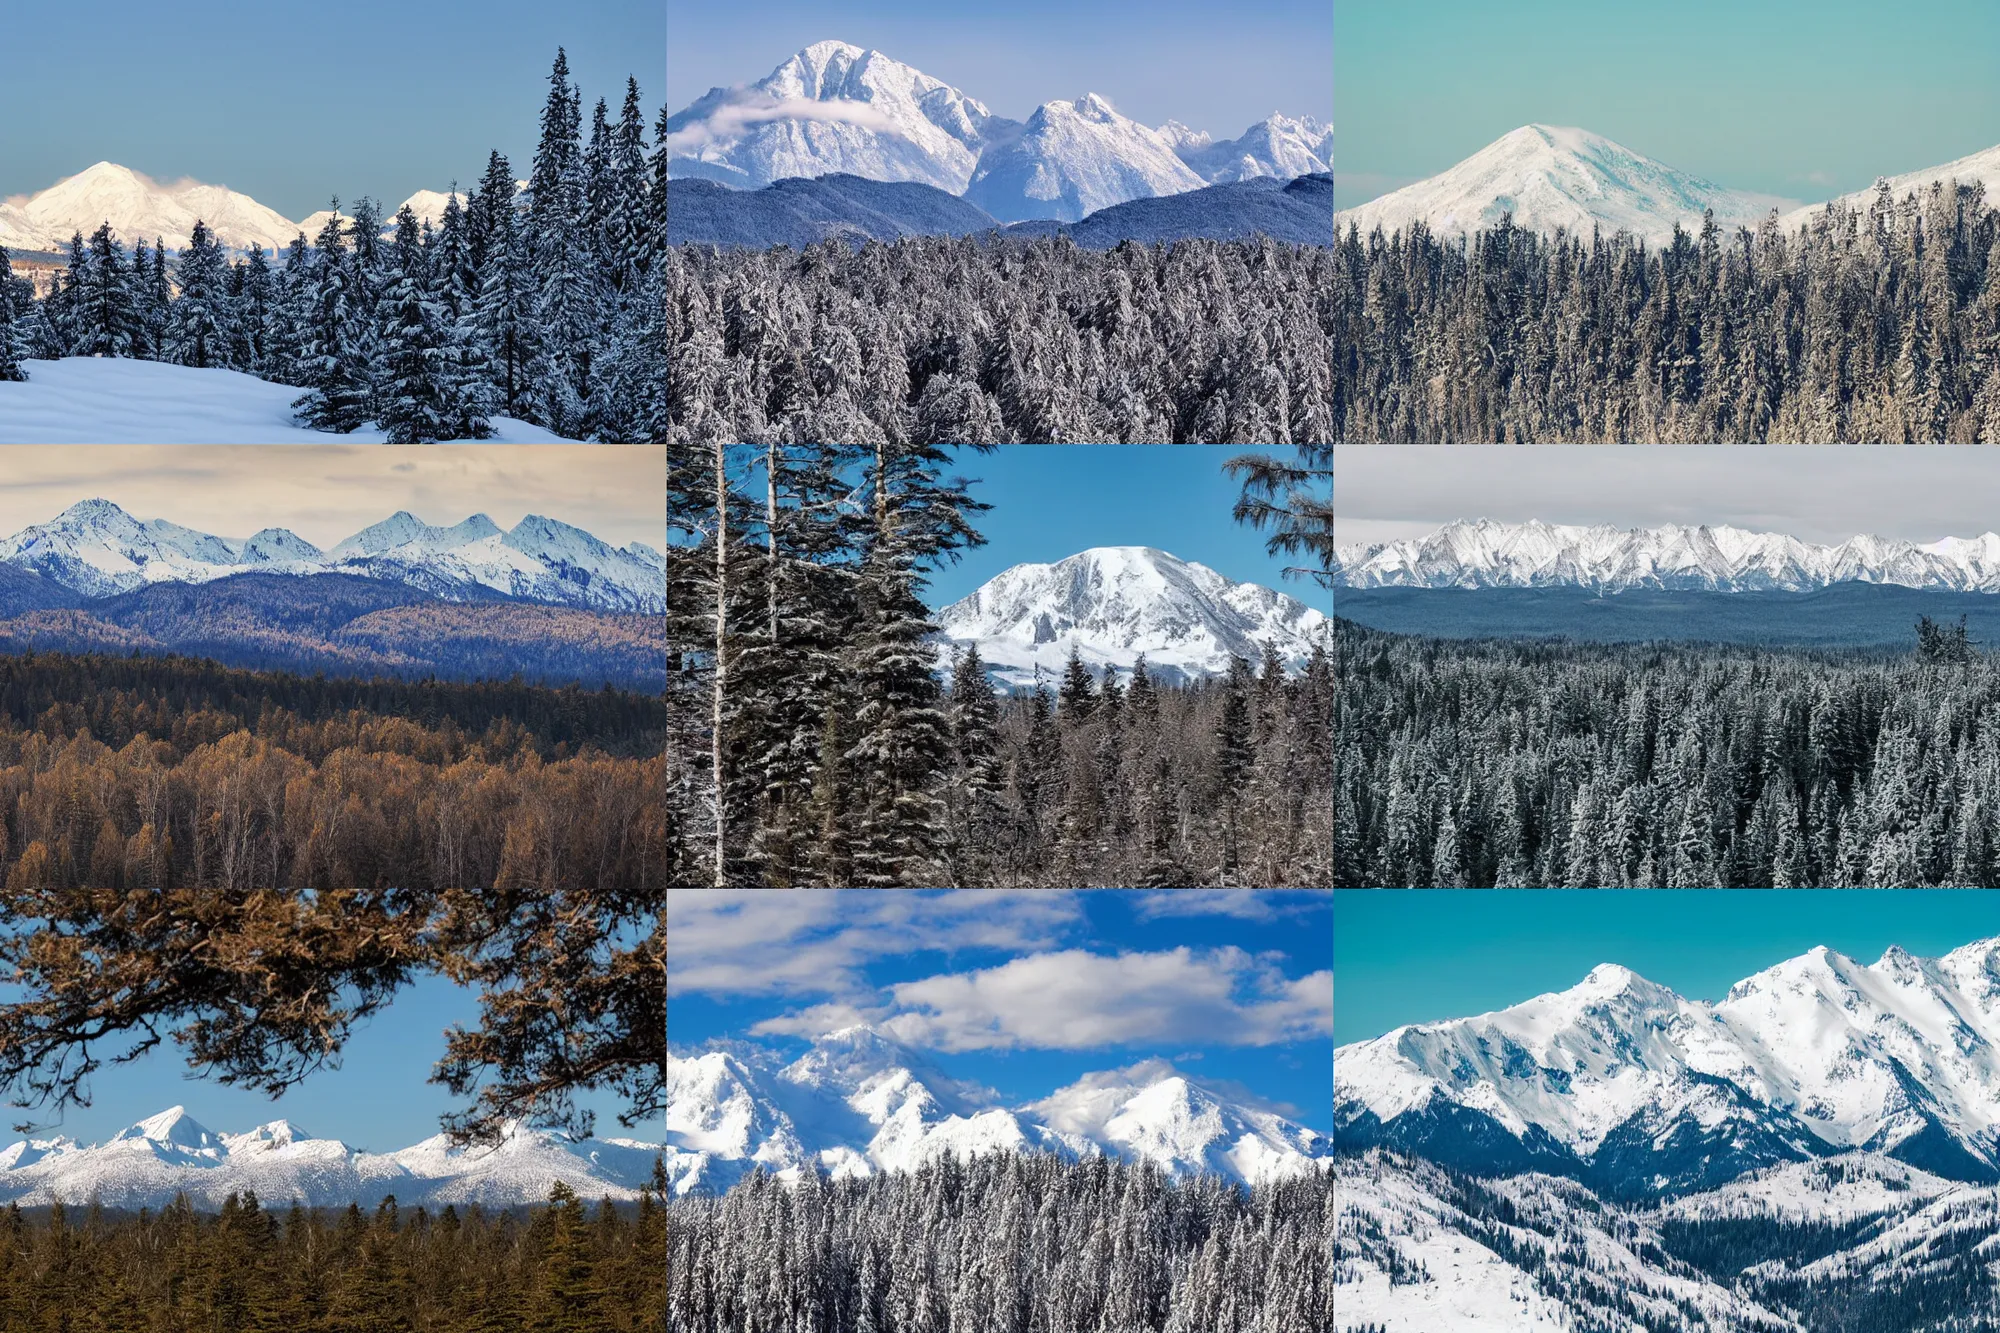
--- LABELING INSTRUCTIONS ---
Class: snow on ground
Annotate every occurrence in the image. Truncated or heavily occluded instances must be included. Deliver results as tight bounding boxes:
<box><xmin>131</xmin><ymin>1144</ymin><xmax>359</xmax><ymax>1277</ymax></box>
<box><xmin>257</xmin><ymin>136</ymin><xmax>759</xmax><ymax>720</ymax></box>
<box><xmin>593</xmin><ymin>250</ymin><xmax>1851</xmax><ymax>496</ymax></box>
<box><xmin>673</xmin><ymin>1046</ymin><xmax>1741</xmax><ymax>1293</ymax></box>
<box><xmin>1658</xmin><ymin>1154</ymin><xmax>1962</xmax><ymax>1225</ymax></box>
<box><xmin>0</xmin><ymin>358</ymin><xmax>575</xmax><ymax>443</ymax></box>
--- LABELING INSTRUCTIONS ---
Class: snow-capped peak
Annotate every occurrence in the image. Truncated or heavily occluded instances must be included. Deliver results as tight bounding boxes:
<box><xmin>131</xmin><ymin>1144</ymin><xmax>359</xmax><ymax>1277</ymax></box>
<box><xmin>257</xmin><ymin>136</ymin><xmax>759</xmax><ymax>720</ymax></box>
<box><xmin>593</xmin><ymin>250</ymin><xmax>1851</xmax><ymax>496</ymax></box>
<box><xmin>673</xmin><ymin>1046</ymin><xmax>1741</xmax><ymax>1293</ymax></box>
<box><xmin>1333</xmin><ymin>124</ymin><xmax>1798</xmax><ymax>245</ymax></box>
<box><xmin>1334</xmin><ymin>518</ymin><xmax>2000</xmax><ymax>594</ymax></box>
<box><xmin>965</xmin><ymin>94</ymin><xmax>1207</xmax><ymax>222</ymax></box>
<box><xmin>114</xmin><ymin>1106</ymin><xmax>222</xmax><ymax>1154</ymax></box>
<box><xmin>1779</xmin><ymin>140</ymin><xmax>2000</xmax><ymax>233</ymax></box>
<box><xmin>935</xmin><ymin>545</ymin><xmax>1328</xmax><ymax>691</ymax></box>
<box><xmin>1</xmin><ymin>161</ymin><xmax>307</xmax><ymax>253</ymax></box>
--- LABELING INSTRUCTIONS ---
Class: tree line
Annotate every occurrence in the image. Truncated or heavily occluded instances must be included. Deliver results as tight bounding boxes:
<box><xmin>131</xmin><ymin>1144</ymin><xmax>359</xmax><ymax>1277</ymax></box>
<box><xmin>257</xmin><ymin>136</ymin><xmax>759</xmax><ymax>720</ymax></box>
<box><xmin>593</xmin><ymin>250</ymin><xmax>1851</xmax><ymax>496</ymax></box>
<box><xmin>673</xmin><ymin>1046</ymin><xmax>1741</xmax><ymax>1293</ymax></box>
<box><xmin>1334</xmin><ymin>616</ymin><xmax>2000</xmax><ymax>888</ymax></box>
<box><xmin>0</xmin><ymin>650</ymin><xmax>665</xmax><ymax>1144</ymax></box>
<box><xmin>668</xmin><ymin>1153</ymin><xmax>1333</xmax><ymax>1333</ymax></box>
<box><xmin>666</xmin><ymin>238</ymin><xmax>1335</xmax><ymax>444</ymax></box>
<box><xmin>667</xmin><ymin>442</ymin><xmax>1333</xmax><ymax>888</ymax></box>
<box><xmin>1332</xmin><ymin>182</ymin><xmax>2000</xmax><ymax>442</ymax></box>
<box><xmin>0</xmin><ymin>1180</ymin><xmax>664</xmax><ymax>1332</ymax></box>
<box><xmin>0</xmin><ymin>50</ymin><xmax>667</xmax><ymax>443</ymax></box>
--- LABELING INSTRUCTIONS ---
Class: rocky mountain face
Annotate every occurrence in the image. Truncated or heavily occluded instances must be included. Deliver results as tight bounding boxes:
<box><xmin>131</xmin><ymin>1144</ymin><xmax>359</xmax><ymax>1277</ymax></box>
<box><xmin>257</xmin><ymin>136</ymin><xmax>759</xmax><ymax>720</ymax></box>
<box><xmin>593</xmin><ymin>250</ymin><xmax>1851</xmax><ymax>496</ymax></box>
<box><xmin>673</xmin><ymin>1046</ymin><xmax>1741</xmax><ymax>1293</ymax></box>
<box><xmin>1333</xmin><ymin>518</ymin><xmax>2000</xmax><ymax>595</ymax></box>
<box><xmin>666</xmin><ymin>1027</ymin><xmax>1330</xmax><ymax>1197</ymax></box>
<box><xmin>933</xmin><ymin>546</ymin><xmax>1329</xmax><ymax>691</ymax></box>
<box><xmin>1336</xmin><ymin>938</ymin><xmax>2000</xmax><ymax>1201</ymax></box>
<box><xmin>0</xmin><ymin>499</ymin><xmax>665</xmax><ymax>613</ymax></box>
<box><xmin>0</xmin><ymin>1106</ymin><xmax>662</xmax><ymax>1208</ymax></box>
<box><xmin>666</xmin><ymin>41</ymin><xmax>1329</xmax><ymax>221</ymax></box>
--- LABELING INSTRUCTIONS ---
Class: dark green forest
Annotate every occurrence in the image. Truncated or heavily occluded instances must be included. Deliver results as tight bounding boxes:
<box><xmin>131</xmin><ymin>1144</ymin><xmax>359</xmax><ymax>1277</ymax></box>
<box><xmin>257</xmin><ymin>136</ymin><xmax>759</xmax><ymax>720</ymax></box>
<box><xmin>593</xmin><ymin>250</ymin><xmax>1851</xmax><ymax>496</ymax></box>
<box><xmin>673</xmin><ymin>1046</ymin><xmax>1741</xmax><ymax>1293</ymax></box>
<box><xmin>0</xmin><ymin>1180</ymin><xmax>664</xmax><ymax>1332</ymax></box>
<box><xmin>1334</xmin><ymin>616</ymin><xmax>2000</xmax><ymax>887</ymax></box>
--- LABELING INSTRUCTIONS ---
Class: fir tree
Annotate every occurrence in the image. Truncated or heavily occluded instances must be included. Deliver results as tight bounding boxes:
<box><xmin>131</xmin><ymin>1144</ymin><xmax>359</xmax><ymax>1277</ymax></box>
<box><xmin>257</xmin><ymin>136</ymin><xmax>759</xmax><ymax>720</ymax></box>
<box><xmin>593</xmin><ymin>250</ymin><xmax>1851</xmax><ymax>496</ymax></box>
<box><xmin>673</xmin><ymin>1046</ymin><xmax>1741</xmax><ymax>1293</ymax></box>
<box><xmin>290</xmin><ymin>203</ymin><xmax>373</xmax><ymax>432</ymax></box>
<box><xmin>0</xmin><ymin>244</ymin><xmax>26</xmax><ymax>382</ymax></box>
<box><xmin>164</xmin><ymin>219</ymin><xmax>232</xmax><ymax>368</ymax></box>
<box><xmin>374</xmin><ymin>206</ymin><xmax>458</xmax><ymax>443</ymax></box>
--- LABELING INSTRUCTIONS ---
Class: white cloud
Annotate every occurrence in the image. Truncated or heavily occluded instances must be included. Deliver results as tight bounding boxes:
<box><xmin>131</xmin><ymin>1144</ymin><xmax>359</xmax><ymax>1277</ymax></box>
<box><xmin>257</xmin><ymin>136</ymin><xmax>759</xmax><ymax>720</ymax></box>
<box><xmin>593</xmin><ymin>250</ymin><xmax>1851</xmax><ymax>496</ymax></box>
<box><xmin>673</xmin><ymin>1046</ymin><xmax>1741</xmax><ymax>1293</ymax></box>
<box><xmin>665</xmin><ymin>92</ymin><xmax>909</xmax><ymax>158</ymax></box>
<box><xmin>1133</xmin><ymin>889</ymin><xmax>1332</xmax><ymax>921</ymax></box>
<box><xmin>664</xmin><ymin>889</ymin><xmax>1082</xmax><ymax>999</ymax></box>
<box><xmin>878</xmin><ymin>946</ymin><xmax>1333</xmax><ymax>1052</ymax></box>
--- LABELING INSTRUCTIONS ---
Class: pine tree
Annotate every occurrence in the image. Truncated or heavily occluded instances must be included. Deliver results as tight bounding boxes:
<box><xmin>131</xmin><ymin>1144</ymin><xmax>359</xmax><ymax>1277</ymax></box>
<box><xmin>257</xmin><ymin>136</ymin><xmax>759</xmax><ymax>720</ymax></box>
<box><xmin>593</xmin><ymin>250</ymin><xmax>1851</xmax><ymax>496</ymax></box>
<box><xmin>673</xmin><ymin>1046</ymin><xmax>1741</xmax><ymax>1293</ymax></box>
<box><xmin>0</xmin><ymin>244</ymin><xmax>27</xmax><ymax>382</ymax></box>
<box><xmin>374</xmin><ymin>205</ymin><xmax>459</xmax><ymax>442</ymax></box>
<box><xmin>474</xmin><ymin>151</ymin><xmax>537</xmax><ymax>421</ymax></box>
<box><xmin>164</xmin><ymin>219</ymin><xmax>232</xmax><ymax>368</ymax></box>
<box><xmin>526</xmin><ymin>48</ymin><xmax>594</xmax><ymax>435</ymax></box>
<box><xmin>290</xmin><ymin>204</ymin><xmax>374</xmax><ymax>432</ymax></box>
<box><xmin>74</xmin><ymin>223</ymin><xmax>143</xmax><ymax>358</ymax></box>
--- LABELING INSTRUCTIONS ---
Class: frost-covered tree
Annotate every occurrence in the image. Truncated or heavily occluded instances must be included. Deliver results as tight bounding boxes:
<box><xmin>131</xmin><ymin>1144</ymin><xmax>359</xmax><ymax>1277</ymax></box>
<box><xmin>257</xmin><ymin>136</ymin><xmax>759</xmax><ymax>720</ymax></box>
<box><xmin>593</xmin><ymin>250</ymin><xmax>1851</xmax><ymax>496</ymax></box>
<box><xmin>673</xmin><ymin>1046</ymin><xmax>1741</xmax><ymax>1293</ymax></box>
<box><xmin>163</xmin><ymin>220</ymin><xmax>231</xmax><ymax>368</ymax></box>
<box><xmin>374</xmin><ymin>206</ymin><xmax>457</xmax><ymax>443</ymax></box>
<box><xmin>0</xmin><ymin>245</ymin><xmax>27</xmax><ymax>382</ymax></box>
<box><xmin>290</xmin><ymin>204</ymin><xmax>373</xmax><ymax>432</ymax></box>
<box><xmin>73</xmin><ymin>224</ymin><xmax>143</xmax><ymax>359</ymax></box>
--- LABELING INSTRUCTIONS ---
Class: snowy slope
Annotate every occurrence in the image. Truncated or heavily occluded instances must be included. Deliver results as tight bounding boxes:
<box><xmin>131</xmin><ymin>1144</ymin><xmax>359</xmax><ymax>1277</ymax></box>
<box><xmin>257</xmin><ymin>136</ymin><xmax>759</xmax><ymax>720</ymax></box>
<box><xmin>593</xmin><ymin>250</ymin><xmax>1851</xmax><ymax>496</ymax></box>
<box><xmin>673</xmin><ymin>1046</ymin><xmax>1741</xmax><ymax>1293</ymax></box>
<box><xmin>1335</xmin><ymin>1150</ymin><xmax>1799</xmax><ymax>1332</ymax></box>
<box><xmin>665</xmin><ymin>40</ymin><xmax>1016</xmax><ymax>193</ymax></box>
<box><xmin>0</xmin><ymin>499</ymin><xmax>665</xmax><ymax>613</ymax></box>
<box><xmin>934</xmin><ymin>546</ymin><xmax>1327</xmax><ymax>690</ymax></box>
<box><xmin>1779</xmin><ymin>141</ymin><xmax>2000</xmax><ymax>233</ymax></box>
<box><xmin>666</xmin><ymin>1028</ymin><xmax>1331</xmax><ymax>1196</ymax></box>
<box><xmin>1332</xmin><ymin>125</ymin><xmax>1798</xmax><ymax>246</ymax></box>
<box><xmin>2</xmin><ymin>162</ymin><xmax>304</xmax><ymax>252</ymax></box>
<box><xmin>0</xmin><ymin>358</ymin><xmax>577</xmax><ymax>444</ymax></box>
<box><xmin>0</xmin><ymin>1106</ymin><xmax>661</xmax><ymax>1208</ymax></box>
<box><xmin>1334</xmin><ymin>518</ymin><xmax>2000</xmax><ymax>595</ymax></box>
<box><xmin>1169</xmin><ymin>114</ymin><xmax>1334</xmax><ymax>184</ymax></box>
<box><xmin>1337</xmin><ymin>937</ymin><xmax>2000</xmax><ymax>1199</ymax></box>
<box><xmin>963</xmin><ymin>94</ymin><xmax>1206</xmax><ymax>223</ymax></box>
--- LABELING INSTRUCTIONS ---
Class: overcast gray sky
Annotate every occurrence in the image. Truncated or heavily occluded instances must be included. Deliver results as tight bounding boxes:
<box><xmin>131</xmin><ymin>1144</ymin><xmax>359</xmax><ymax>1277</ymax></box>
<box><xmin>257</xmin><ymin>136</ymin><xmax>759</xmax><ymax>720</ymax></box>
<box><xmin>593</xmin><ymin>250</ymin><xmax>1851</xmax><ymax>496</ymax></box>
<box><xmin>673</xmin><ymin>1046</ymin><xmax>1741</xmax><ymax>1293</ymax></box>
<box><xmin>1336</xmin><ymin>446</ymin><xmax>2000</xmax><ymax>549</ymax></box>
<box><xmin>0</xmin><ymin>447</ymin><xmax>664</xmax><ymax>551</ymax></box>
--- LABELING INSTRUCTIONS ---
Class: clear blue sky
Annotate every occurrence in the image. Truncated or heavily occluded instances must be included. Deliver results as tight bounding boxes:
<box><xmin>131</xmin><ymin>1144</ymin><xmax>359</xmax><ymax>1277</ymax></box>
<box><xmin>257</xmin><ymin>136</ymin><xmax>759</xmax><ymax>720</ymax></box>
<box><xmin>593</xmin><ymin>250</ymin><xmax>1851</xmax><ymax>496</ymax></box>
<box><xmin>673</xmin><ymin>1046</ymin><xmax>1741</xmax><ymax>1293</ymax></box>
<box><xmin>924</xmin><ymin>445</ymin><xmax>1332</xmax><ymax>611</ymax></box>
<box><xmin>1336</xmin><ymin>0</ymin><xmax>2000</xmax><ymax>209</ymax></box>
<box><xmin>2</xmin><ymin>976</ymin><xmax>642</xmax><ymax>1152</ymax></box>
<box><xmin>669</xmin><ymin>890</ymin><xmax>1334</xmax><ymax>1132</ymax></box>
<box><xmin>1335</xmin><ymin>890</ymin><xmax>2000</xmax><ymax>1046</ymax></box>
<box><xmin>668</xmin><ymin>0</ymin><xmax>1332</xmax><ymax>139</ymax></box>
<box><xmin>0</xmin><ymin>0</ymin><xmax>665</xmax><ymax>223</ymax></box>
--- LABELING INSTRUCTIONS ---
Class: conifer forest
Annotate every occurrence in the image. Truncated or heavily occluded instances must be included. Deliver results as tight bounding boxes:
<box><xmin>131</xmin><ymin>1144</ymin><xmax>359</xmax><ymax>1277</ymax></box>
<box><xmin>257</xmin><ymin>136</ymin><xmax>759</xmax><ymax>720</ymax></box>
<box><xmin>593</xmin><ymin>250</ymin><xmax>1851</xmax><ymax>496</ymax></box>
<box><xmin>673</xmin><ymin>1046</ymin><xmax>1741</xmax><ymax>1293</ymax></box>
<box><xmin>1331</xmin><ymin>184</ymin><xmax>2000</xmax><ymax>442</ymax></box>
<box><xmin>667</xmin><ymin>1153</ymin><xmax>1333</xmax><ymax>1333</ymax></box>
<box><xmin>0</xmin><ymin>51</ymin><xmax>668</xmax><ymax>443</ymax></box>
<box><xmin>1333</xmin><ymin>617</ymin><xmax>2000</xmax><ymax>889</ymax></box>
<box><xmin>0</xmin><ymin>1180</ymin><xmax>665</xmax><ymax>1332</ymax></box>
<box><xmin>664</xmin><ymin>239</ymin><xmax>1336</xmax><ymax>444</ymax></box>
<box><xmin>665</xmin><ymin>443</ymin><xmax>1335</xmax><ymax>888</ymax></box>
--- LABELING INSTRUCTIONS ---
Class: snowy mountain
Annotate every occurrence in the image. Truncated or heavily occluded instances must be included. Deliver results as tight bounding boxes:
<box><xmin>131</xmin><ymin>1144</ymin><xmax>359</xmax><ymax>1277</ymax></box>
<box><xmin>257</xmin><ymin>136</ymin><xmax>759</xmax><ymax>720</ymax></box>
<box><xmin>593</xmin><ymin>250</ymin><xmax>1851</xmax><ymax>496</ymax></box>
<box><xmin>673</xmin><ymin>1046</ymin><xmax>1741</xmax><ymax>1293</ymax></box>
<box><xmin>1167</xmin><ymin>114</ymin><xmax>1334</xmax><ymax>184</ymax></box>
<box><xmin>1336</xmin><ymin>937</ymin><xmax>2000</xmax><ymax>1200</ymax></box>
<box><xmin>1779</xmin><ymin>140</ymin><xmax>2000</xmax><ymax>232</ymax></box>
<box><xmin>666</xmin><ymin>40</ymin><xmax>1018</xmax><ymax>193</ymax></box>
<box><xmin>1334</xmin><ymin>518</ymin><xmax>2000</xmax><ymax>595</ymax></box>
<box><xmin>1332</xmin><ymin>124</ymin><xmax>1798</xmax><ymax>245</ymax></box>
<box><xmin>0</xmin><ymin>1105</ymin><xmax>662</xmax><ymax>1208</ymax></box>
<box><xmin>963</xmin><ymin>93</ymin><xmax>1206</xmax><ymax>223</ymax></box>
<box><xmin>1335</xmin><ymin>1150</ymin><xmax>1799</xmax><ymax>1332</ymax></box>
<box><xmin>932</xmin><ymin>546</ymin><xmax>1330</xmax><ymax>690</ymax></box>
<box><xmin>0</xmin><ymin>499</ymin><xmax>665</xmax><ymax>613</ymax></box>
<box><xmin>665</xmin><ymin>40</ymin><xmax>1327</xmax><ymax>219</ymax></box>
<box><xmin>666</xmin><ymin>1027</ymin><xmax>1329</xmax><ymax>1197</ymax></box>
<box><xmin>0</xmin><ymin>162</ymin><xmax>303</xmax><ymax>252</ymax></box>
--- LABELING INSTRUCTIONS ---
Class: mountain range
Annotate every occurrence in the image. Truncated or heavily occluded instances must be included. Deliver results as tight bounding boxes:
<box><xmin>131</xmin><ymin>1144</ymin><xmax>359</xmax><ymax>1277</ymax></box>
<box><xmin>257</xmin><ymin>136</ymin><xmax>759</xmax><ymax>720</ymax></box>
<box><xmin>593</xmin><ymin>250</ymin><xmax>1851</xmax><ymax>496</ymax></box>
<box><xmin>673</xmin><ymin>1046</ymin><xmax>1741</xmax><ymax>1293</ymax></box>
<box><xmin>0</xmin><ymin>161</ymin><xmax>524</xmax><ymax>254</ymax></box>
<box><xmin>0</xmin><ymin>1106</ymin><xmax>662</xmax><ymax>1209</ymax></box>
<box><xmin>666</xmin><ymin>171</ymin><xmax>1334</xmax><ymax>249</ymax></box>
<box><xmin>0</xmin><ymin>499</ymin><xmax>664</xmax><ymax>612</ymax></box>
<box><xmin>932</xmin><ymin>546</ymin><xmax>1330</xmax><ymax>690</ymax></box>
<box><xmin>665</xmin><ymin>40</ymin><xmax>1330</xmax><ymax>223</ymax></box>
<box><xmin>1336</xmin><ymin>938</ymin><xmax>2000</xmax><ymax>1200</ymax></box>
<box><xmin>667</xmin><ymin>1026</ymin><xmax>1331</xmax><ymax>1197</ymax></box>
<box><xmin>1332</xmin><ymin>519</ymin><xmax>2000</xmax><ymax>595</ymax></box>
<box><xmin>1334</xmin><ymin>123</ymin><xmax>2000</xmax><ymax>245</ymax></box>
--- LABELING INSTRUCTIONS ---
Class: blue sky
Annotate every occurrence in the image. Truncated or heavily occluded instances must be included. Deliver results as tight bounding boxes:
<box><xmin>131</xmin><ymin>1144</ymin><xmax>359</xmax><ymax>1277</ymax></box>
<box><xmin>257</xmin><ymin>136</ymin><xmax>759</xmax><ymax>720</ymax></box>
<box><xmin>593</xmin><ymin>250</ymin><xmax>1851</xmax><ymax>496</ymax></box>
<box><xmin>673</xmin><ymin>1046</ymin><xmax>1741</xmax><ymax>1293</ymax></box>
<box><xmin>1336</xmin><ymin>0</ymin><xmax>2000</xmax><ymax>209</ymax></box>
<box><xmin>1</xmin><ymin>975</ymin><xmax>641</xmax><ymax>1152</ymax></box>
<box><xmin>669</xmin><ymin>889</ymin><xmax>1334</xmax><ymax>1132</ymax></box>
<box><xmin>926</xmin><ymin>445</ymin><xmax>1331</xmax><ymax>610</ymax></box>
<box><xmin>667</xmin><ymin>0</ymin><xmax>1332</xmax><ymax>141</ymax></box>
<box><xmin>1336</xmin><ymin>890</ymin><xmax>2000</xmax><ymax>1046</ymax></box>
<box><xmin>0</xmin><ymin>0</ymin><xmax>664</xmax><ymax>223</ymax></box>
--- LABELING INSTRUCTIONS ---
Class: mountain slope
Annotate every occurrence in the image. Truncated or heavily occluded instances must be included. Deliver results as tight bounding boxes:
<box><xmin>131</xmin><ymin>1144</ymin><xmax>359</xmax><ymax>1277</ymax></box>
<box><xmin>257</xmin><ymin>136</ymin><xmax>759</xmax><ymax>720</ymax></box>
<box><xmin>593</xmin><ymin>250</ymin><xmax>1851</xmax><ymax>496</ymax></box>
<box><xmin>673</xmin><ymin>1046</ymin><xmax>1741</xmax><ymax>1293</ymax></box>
<box><xmin>1</xmin><ymin>161</ymin><xmax>303</xmax><ymax>252</ymax></box>
<box><xmin>933</xmin><ymin>546</ymin><xmax>1329</xmax><ymax>690</ymax></box>
<box><xmin>666</xmin><ymin>1028</ymin><xmax>1330</xmax><ymax>1196</ymax></box>
<box><xmin>0</xmin><ymin>1106</ymin><xmax>662</xmax><ymax>1208</ymax></box>
<box><xmin>1334</xmin><ymin>518</ymin><xmax>2000</xmax><ymax>595</ymax></box>
<box><xmin>1169</xmin><ymin>114</ymin><xmax>1334</xmax><ymax>183</ymax></box>
<box><xmin>666</xmin><ymin>40</ymin><xmax>1018</xmax><ymax>193</ymax></box>
<box><xmin>1779</xmin><ymin>141</ymin><xmax>2000</xmax><ymax>232</ymax></box>
<box><xmin>963</xmin><ymin>93</ymin><xmax>1206</xmax><ymax>223</ymax></box>
<box><xmin>1332</xmin><ymin>124</ymin><xmax>1798</xmax><ymax>245</ymax></box>
<box><xmin>1336</xmin><ymin>938</ymin><xmax>2000</xmax><ymax>1200</ymax></box>
<box><xmin>665</xmin><ymin>174</ymin><xmax>1000</xmax><ymax>248</ymax></box>
<box><xmin>0</xmin><ymin>499</ymin><xmax>664</xmax><ymax>613</ymax></box>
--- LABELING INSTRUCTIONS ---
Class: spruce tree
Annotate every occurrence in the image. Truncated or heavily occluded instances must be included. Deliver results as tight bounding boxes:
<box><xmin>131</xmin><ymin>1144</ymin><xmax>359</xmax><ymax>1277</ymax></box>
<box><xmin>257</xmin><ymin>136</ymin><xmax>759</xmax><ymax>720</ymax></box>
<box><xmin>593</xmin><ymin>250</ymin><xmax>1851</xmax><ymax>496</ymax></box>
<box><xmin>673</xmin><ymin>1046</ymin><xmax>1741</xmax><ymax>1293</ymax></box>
<box><xmin>474</xmin><ymin>151</ymin><xmax>536</xmax><ymax>421</ymax></box>
<box><xmin>164</xmin><ymin>220</ymin><xmax>231</xmax><ymax>368</ymax></box>
<box><xmin>0</xmin><ymin>245</ymin><xmax>26</xmax><ymax>382</ymax></box>
<box><xmin>74</xmin><ymin>223</ymin><xmax>142</xmax><ymax>358</ymax></box>
<box><xmin>375</xmin><ymin>205</ymin><xmax>458</xmax><ymax>443</ymax></box>
<box><xmin>290</xmin><ymin>203</ymin><xmax>373</xmax><ymax>432</ymax></box>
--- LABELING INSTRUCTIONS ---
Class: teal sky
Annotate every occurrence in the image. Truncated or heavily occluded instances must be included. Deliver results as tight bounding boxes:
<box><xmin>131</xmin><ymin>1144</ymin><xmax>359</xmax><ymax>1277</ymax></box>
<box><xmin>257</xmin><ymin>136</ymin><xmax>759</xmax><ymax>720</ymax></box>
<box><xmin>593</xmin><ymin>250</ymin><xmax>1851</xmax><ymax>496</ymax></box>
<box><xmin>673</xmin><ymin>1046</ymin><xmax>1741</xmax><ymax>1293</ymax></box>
<box><xmin>1336</xmin><ymin>0</ymin><xmax>2000</xmax><ymax>210</ymax></box>
<box><xmin>1335</xmin><ymin>890</ymin><xmax>2000</xmax><ymax>1046</ymax></box>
